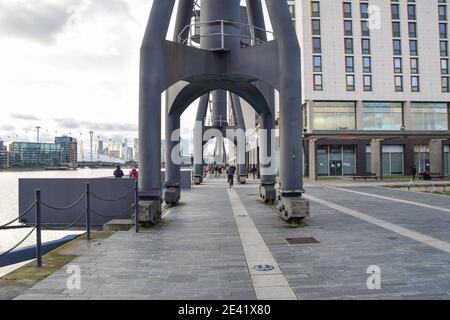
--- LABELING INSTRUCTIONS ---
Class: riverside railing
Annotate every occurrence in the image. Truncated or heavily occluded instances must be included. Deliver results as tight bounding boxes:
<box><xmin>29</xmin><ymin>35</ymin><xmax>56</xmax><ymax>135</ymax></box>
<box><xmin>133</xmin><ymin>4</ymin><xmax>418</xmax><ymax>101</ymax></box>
<box><xmin>0</xmin><ymin>181</ymin><xmax>140</xmax><ymax>267</ymax></box>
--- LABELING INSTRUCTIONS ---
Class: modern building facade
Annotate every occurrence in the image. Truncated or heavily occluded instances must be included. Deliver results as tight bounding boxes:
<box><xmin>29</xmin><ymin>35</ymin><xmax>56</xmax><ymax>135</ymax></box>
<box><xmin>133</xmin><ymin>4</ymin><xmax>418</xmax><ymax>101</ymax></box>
<box><xmin>9</xmin><ymin>142</ymin><xmax>63</xmax><ymax>167</ymax></box>
<box><xmin>296</xmin><ymin>0</ymin><xmax>450</xmax><ymax>178</ymax></box>
<box><xmin>239</xmin><ymin>0</ymin><xmax>450</xmax><ymax>178</ymax></box>
<box><xmin>55</xmin><ymin>136</ymin><xmax>78</xmax><ymax>167</ymax></box>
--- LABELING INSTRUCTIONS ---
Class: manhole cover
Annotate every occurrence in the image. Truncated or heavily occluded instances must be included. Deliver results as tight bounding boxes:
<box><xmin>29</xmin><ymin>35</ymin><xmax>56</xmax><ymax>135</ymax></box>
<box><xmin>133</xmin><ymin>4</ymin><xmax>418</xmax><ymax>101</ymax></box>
<box><xmin>253</xmin><ymin>264</ymin><xmax>275</xmax><ymax>272</ymax></box>
<box><xmin>286</xmin><ymin>237</ymin><xmax>319</xmax><ymax>245</ymax></box>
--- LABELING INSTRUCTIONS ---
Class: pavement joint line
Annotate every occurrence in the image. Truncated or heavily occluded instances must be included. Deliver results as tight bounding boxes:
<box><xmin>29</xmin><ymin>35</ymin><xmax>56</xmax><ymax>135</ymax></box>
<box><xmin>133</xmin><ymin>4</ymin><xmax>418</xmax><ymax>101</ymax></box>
<box><xmin>161</xmin><ymin>208</ymin><xmax>173</xmax><ymax>220</ymax></box>
<box><xmin>374</xmin><ymin>185</ymin><xmax>450</xmax><ymax>200</ymax></box>
<box><xmin>304</xmin><ymin>193</ymin><xmax>450</xmax><ymax>255</ymax></box>
<box><xmin>227</xmin><ymin>188</ymin><xmax>298</xmax><ymax>300</ymax></box>
<box><xmin>329</xmin><ymin>186</ymin><xmax>450</xmax><ymax>214</ymax></box>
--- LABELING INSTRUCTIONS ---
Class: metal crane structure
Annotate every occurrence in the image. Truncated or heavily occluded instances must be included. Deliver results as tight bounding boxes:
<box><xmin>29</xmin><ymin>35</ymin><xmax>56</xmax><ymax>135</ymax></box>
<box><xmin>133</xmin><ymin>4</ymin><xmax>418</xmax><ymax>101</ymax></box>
<box><xmin>139</xmin><ymin>0</ymin><xmax>310</xmax><ymax>224</ymax></box>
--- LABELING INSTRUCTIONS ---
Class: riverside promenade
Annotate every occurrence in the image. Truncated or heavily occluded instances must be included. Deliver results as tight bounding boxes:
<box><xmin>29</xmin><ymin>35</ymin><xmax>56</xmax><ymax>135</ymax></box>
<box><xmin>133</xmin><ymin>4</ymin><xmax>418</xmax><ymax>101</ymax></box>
<box><xmin>13</xmin><ymin>178</ymin><xmax>450</xmax><ymax>300</ymax></box>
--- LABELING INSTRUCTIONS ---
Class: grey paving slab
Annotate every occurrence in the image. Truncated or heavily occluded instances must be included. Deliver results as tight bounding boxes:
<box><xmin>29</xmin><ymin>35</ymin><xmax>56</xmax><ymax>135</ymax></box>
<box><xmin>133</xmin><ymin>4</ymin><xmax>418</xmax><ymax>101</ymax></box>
<box><xmin>14</xmin><ymin>179</ymin><xmax>450</xmax><ymax>300</ymax></box>
<box><xmin>235</xmin><ymin>185</ymin><xmax>450</xmax><ymax>300</ymax></box>
<box><xmin>16</xmin><ymin>181</ymin><xmax>256</xmax><ymax>300</ymax></box>
<box><xmin>306</xmin><ymin>186</ymin><xmax>450</xmax><ymax>244</ymax></box>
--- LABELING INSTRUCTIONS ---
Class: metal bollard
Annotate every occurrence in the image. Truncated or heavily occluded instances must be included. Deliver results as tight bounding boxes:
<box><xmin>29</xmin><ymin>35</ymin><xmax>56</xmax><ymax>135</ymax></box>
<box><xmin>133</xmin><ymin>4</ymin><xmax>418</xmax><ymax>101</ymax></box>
<box><xmin>135</xmin><ymin>181</ymin><xmax>139</xmax><ymax>233</ymax></box>
<box><xmin>35</xmin><ymin>189</ymin><xmax>42</xmax><ymax>268</ymax></box>
<box><xmin>85</xmin><ymin>182</ymin><xmax>91</xmax><ymax>240</ymax></box>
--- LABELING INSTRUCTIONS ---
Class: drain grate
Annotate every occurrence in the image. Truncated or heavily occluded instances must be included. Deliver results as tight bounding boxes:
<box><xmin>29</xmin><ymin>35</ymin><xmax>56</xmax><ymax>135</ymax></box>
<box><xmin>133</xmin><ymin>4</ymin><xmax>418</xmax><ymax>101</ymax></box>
<box><xmin>286</xmin><ymin>237</ymin><xmax>319</xmax><ymax>245</ymax></box>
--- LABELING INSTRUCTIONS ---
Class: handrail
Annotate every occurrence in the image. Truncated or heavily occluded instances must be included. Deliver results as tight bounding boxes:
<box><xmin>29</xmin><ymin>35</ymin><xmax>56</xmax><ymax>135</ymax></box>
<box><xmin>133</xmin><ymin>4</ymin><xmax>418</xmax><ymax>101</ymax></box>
<box><xmin>204</xmin><ymin>115</ymin><xmax>236</xmax><ymax>127</ymax></box>
<box><xmin>0</xmin><ymin>181</ymin><xmax>140</xmax><ymax>267</ymax></box>
<box><xmin>177</xmin><ymin>19</ymin><xmax>274</xmax><ymax>49</ymax></box>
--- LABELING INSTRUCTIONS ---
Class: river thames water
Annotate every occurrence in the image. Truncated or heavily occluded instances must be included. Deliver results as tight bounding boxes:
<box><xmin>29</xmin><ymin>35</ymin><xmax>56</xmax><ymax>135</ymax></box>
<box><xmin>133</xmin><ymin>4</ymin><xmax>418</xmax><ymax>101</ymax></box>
<box><xmin>0</xmin><ymin>168</ymin><xmax>120</xmax><ymax>255</ymax></box>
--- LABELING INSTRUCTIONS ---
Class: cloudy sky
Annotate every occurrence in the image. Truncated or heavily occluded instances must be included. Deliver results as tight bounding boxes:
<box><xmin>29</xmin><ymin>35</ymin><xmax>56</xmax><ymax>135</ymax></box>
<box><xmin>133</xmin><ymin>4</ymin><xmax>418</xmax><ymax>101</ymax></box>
<box><xmin>0</xmin><ymin>0</ymin><xmax>202</xmax><ymax>146</ymax></box>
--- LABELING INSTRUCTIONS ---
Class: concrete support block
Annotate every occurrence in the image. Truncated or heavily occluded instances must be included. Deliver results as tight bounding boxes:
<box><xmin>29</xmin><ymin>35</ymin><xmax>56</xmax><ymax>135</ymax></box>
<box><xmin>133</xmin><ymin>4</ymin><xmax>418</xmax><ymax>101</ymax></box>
<box><xmin>275</xmin><ymin>191</ymin><xmax>310</xmax><ymax>223</ymax></box>
<box><xmin>138</xmin><ymin>200</ymin><xmax>161</xmax><ymax>226</ymax></box>
<box><xmin>164</xmin><ymin>187</ymin><xmax>180</xmax><ymax>205</ymax></box>
<box><xmin>193</xmin><ymin>175</ymin><xmax>203</xmax><ymax>185</ymax></box>
<box><xmin>259</xmin><ymin>184</ymin><xmax>276</xmax><ymax>204</ymax></box>
<box><xmin>238</xmin><ymin>175</ymin><xmax>247</xmax><ymax>184</ymax></box>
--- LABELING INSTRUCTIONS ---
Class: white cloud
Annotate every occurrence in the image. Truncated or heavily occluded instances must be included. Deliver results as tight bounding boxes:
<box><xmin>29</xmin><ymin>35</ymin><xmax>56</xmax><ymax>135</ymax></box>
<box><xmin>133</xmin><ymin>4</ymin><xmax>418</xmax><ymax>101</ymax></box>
<box><xmin>0</xmin><ymin>0</ymin><xmax>204</xmax><ymax>147</ymax></box>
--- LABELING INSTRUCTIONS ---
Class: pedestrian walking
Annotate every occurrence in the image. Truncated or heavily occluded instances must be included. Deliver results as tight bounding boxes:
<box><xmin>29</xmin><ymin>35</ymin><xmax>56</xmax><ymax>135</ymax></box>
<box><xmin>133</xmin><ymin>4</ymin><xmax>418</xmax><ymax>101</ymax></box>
<box><xmin>130</xmin><ymin>167</ymin><xmax>139</xmax><ymax>180</ymax></box>
<box><xmin>113</xmin><ymin>165</ymin><xmax>124</xmax><ymax>179</ymax></box>
<box><xmin>412</xmin><ymin>164</ymin><xmax>417</xmax><ymax>180</ymax></box>
<box><xmin>227</xmin><ymin>166</ymin><xmax>234</xmax><ymax>188</ymax></box>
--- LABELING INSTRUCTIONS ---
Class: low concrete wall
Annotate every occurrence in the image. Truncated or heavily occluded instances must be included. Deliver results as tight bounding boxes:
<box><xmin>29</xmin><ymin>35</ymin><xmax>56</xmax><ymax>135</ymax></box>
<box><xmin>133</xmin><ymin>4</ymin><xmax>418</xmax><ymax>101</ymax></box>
<box><xmin>19</xmin><ymin>178</ymin><xmax>135</xmax><ymax>227</ymax></box>
<box><xmin>19</xmin><ymin>170</ymin><xmax>192</xmax><ymax>227</ymax></box>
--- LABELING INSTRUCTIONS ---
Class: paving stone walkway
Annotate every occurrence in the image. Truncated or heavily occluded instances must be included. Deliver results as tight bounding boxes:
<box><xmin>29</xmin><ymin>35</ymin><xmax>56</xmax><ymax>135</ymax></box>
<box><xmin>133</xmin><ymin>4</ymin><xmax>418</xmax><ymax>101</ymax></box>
<box><xmin>14</xmin><ymin>179</ymin><xmax>450</xmax><ymax>300</ymax></box>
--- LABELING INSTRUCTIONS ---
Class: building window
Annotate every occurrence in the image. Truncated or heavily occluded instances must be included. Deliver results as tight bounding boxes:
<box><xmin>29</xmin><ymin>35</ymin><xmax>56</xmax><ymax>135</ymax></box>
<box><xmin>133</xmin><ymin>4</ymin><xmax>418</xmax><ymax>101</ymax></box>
<box><xmin>394</xmin><ymin>57</ymin><xmax>402</xmax><ymax>73</ymax></box>
<box><xmin>441</xmin><ymin>40</ymin><xmax>448</xmax><ymax>56</ymax></box>
<box><xmin>441</xmin><ymin>58</ymin><xmax>449</xmax><ymax>74</ymax></box>
<box><xmin>411</xmin><ymin>58</ymin><xmax>419</xmax><ymax>74</ymax></box>
<box><xmin>346</xmin><ymin>75</ymin><xmax>355</xmax><ymax>91</ymax></box>
<box><xmin>411</xmin><ymin>103</ymin><xmax>449</xmax><ymax>130</ymax></box>
<box><xmin>439</xmin><ymin>5</ymin><xmax>448</xmax><ymax>21</ymax></box>
<box><xmin>363</xmin><ymin>56</ymin><xmax>371</xmax><ymax>73</ymax></box>
<box><xmin>311</xmin><ymin>1</ymin><xmax>320</xmax><ymax>17</ymax></box>
<box><xmin>345</xmin><ymin>38</ymin><xmax>354</xmax><ymax>54</ymax></box>
<box><xmin>382</xmin><ymin>145</ymin><xmax>404</xmax><ymax>176</ymax></box>
<box><xmin>393</xmin><ymin>39</ymin><xmax>402</xmax><ymax>55</ymax></box>
<box><xmin>440</xmin><ymin>23</ymin><xmax>448</xmax><ymax>39</ymax></box>
<box><xmin>312</xmin><ymin>19</ymin><xmax>321</xmax><ymax>35</ymax></box>
<box><xmin>362</xmin><ymin>38</ymin><xmax>371</xmax><ymax>54</ymax></box>
<box><xmin>411</xmin><ymin>76</ymin><xmax>420</xmax><ymax>92</ymax></box>
<box><xmin>360</xmin><ymin>3</ymin><xmax>369</xmax><ymax>19</ymax></box>
<box><xmin>392</xmin><ymin>22</ymin><xmax>401</xmax><ymax>37</ymax></box>
<box><xmin>346</xmin><ymin>56</ymin><xmax>354</xmax><ymax>73</ymax></box>
<box><xmin>395</xmin><ymin>76</ymin><xmax>403</xmax><ymax>92</ymax></box>
<box><xmin>409</xmin><ymin>22</ymin><xmax>417</xmax><ymax>38</ymax></box>
<box><xmin>313</xmin><ymin>74</ymin><xmax>323</xmax><ymax>91</ymax></box>
<box><xmin>313</xmin><ymin>55</ymin><xmax>322</xmax><ymax>72</ymax></box>
<box><xmin>313</xmin><ymin>101</ymin><xmax>356</xmax><ymax>130</ymax></box>
<box><xmin>391</xmin><ymin>4</ymin><xmax>400</xmax><ymax>20</ymax></box>
<box><xmin>344</xmin><ymin>20</ymin><xmax>353</xmax><ymax>36</ymax></box>
<box><xmin>442</xmin><ymin>76</ymin><xmax>450</xmax><ymax>92</ymax></box>
<box><xmin>343</xmin><ymin>2</ymin><xmax>352</xmax><ymax>18</ymax></box>
<box><xmin>316</xmin><ymin>145</ymin><xmax>356</xmax><ymax>177</ymax></box>
<box><xmin>364</xmin><ymin>75</ymin><xmax>372</xmax><ymax>91</ymax></box>
<box><xmin>363</xmin><ymin>102</ymin><xmax>403</xmax><ymax>130</ymax></box>
<box><xmin>407</xmin><ymin>4</ymin><xmax>417</xmax><ymax>20</ymax></box>
<box><xmin>361</xmin><ymin>21</ymin><xmax>370</xmax><ymax>37</ymax></box>
<box><xmin>409</xmin><ymin>40</ymin><xmax>418</xmax><ymax>56</ymax></box>
<box><xmin>313</xmin><ymin>37</ymin><xmax>322</xmax><ymax>53</ymax></box>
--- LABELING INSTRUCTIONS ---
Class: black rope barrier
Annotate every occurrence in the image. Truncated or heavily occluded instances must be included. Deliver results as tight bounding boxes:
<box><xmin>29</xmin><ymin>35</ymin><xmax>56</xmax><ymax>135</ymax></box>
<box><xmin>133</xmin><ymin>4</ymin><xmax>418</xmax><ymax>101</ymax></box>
<box><xmin>0</xmin><ymin>227</ymin><xmax>36</xmax><ymax>258</ymax></box>
<box><xmin>0</xmin><ymin>201</ymin><xmax>36</xmax><ymax>230</ymax></box>
<box><xmin>90</xmin><ymin>206</ymin><xmax>133</xmax><ymax>219</ymax></box>
<box><xmin>42</xmin><ymin>209</ymin><xmax>88</xmax><ymax>231</ymax></box>
<box><xmin>40</xmin><ymin>193</ymin><xmax>86</xmax><ymax>211</ymax></box>
<box><xmin>0</xmin><ymin>225</ymin><xmax>34</xmax><ymax>230</ymax></box>
<box><xmin>1</xmin><ymin>181</ymin><xmax>140</xmax><ymax>266</ymax></box>
<box><xmin>90</xmin><ymin>190</ymin><xmax>134</xmax><ymax>202</ymax></box>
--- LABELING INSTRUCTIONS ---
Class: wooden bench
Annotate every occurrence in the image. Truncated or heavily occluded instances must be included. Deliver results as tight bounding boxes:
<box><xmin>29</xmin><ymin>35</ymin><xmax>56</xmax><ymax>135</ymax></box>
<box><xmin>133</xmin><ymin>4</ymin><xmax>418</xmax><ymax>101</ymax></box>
<box><xmin>352</xmin><ymin>175</ymin><xmax>379</xmax><ymax>181</ymax></box>
<box><xmin>419</xmin><ymin>173</ymin><xmax>444</xmax><ymax>180</ymax></box>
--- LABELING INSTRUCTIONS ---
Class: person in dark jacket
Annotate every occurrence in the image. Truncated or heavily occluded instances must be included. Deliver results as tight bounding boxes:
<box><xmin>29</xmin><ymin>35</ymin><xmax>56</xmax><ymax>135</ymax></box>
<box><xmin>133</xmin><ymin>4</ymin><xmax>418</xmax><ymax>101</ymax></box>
<box><xmin>412</xmin><ymin>164</ymin><xmax>417</xmax><ymax>180</ymax></box>
<box><xmin>114</xmin><ymin>165</ymin><xmax>124</xmax><ymax>178</ymax></box>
